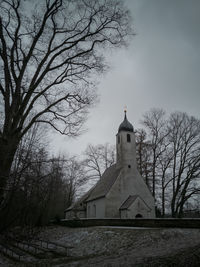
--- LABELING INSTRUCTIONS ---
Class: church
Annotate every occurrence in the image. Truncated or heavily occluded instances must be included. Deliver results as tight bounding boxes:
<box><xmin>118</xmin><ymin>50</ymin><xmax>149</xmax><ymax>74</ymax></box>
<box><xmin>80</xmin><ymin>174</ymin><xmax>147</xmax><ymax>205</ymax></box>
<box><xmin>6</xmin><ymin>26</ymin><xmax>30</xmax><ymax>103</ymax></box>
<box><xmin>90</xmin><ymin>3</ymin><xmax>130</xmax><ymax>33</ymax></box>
<box><xmin>65</xmin><ymin>111</ymin><xmax>155</xmax><ymax>219</ymax></box>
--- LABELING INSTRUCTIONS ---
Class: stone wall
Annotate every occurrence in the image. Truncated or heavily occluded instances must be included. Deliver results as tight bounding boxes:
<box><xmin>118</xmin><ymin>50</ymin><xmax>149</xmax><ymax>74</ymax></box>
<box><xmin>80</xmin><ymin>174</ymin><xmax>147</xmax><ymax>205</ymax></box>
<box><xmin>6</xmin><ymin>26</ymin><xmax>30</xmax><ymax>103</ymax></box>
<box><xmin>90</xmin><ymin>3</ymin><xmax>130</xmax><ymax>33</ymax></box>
<box><xmin>58</xmin><ymin>218</ymin><xmax>200</xmax><ymax>228</ymax></box>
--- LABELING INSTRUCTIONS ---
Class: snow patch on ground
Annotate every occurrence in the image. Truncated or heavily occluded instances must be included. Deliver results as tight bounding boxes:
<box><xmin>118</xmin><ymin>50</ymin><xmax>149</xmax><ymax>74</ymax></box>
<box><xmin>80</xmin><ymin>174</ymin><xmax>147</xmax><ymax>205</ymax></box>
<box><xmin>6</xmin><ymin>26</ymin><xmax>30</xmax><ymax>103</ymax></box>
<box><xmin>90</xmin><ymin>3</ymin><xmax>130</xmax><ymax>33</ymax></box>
<box><xmin>1</xmin><ymin>226</ymin><xmax>200</xmax><ymax>266</ymax></box>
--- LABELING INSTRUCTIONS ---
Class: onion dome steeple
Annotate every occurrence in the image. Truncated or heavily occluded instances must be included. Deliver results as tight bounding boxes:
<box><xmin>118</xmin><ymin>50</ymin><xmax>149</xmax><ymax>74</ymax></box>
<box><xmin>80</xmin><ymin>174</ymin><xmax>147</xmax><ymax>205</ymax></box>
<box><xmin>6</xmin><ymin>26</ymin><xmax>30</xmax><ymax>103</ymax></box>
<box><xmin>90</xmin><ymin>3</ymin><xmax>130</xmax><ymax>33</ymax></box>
<box><xmin>118</xmin><ymin>110</ymin><xmax>134</xmax><ymax>133</ymax></box>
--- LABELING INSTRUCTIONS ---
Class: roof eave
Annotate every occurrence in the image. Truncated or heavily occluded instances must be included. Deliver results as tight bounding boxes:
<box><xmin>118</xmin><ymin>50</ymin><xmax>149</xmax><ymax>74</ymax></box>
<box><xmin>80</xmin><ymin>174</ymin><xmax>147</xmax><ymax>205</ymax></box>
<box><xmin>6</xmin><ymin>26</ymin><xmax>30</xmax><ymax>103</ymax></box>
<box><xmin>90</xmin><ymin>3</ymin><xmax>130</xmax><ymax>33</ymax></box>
<box><xmin>85</xmin><ymin>195</ymin><xmax>105</xmax><ymax>202</ymax></box>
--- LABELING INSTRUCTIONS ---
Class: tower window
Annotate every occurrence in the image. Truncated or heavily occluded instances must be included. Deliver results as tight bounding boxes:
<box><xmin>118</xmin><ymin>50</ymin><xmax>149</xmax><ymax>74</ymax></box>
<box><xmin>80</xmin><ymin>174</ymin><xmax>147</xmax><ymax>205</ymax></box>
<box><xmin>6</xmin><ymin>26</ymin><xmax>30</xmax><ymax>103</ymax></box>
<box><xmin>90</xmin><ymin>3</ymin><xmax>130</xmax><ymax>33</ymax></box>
<box><xmin>118</xmin><ymin>135</ymin><xmax>120</xmax><ymax>144</ymax></box>
<box><xmin>127</xmin><ymin>134</ymin><xmax>131</xmax><ymax>142</ymax></box>
<box><xmin>128</xmin><ymin>165</ymin><xmax>131</xmax><ymax>168</ymax></box>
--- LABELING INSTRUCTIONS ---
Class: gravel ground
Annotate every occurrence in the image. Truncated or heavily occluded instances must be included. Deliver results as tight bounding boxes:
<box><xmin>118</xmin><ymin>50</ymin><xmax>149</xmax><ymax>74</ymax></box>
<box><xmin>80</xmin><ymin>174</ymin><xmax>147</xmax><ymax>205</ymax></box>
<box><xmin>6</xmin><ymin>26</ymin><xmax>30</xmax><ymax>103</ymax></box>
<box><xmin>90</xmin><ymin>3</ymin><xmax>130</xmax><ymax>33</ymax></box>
<box><xmin>0</xmin><ymin>226</ymin><xmax>200</xmax><ymax>266</ymax></box>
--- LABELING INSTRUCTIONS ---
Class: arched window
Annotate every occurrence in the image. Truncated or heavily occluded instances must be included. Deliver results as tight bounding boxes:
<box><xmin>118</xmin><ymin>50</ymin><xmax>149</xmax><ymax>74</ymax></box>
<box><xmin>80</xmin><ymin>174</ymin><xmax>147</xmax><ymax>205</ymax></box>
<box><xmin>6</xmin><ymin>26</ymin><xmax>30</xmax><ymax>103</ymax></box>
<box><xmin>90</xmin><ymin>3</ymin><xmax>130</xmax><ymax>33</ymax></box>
<box><xmin>93</xmin><ymin>205</ymin><xmax>96</xmax><ymax>217</ymax></box>
<box><xmin>127</xmin><ymin>134</ymin><xmax>131</xmax><ymax>142</ymax></box>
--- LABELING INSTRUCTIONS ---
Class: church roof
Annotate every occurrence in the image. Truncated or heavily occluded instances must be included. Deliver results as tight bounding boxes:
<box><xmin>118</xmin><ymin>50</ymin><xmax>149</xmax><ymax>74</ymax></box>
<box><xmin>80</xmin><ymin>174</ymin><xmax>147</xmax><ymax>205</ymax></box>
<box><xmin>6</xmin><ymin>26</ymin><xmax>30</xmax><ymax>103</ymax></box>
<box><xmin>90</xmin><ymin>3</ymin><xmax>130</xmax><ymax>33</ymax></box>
<box><xmin>118</xmin><ymin>111</ymin><xmax>134</xmax><ymax>133</ymax></box>
<box><xmin>86</xmin><ymin>164</ymin><xmax>121</xmax><ymax>202</ymax></box>
<box><xmin>65</xmin><ymin>164</ymin><xmax>121</xmax><ymax>210</ymax></box>
<box><xmin>65</xmin><ymin>186</ymin><xmax>94</xmax><ymax>211</ymax></box>
<box><xmin>119</xmin><ymin>195</ymin><xmax>151</xmax><ymax>211</ymax></box>
<box><xmin>119</xmin><ymin>195</ymin><xmax>139</xmax><ymax>210</ymax></box>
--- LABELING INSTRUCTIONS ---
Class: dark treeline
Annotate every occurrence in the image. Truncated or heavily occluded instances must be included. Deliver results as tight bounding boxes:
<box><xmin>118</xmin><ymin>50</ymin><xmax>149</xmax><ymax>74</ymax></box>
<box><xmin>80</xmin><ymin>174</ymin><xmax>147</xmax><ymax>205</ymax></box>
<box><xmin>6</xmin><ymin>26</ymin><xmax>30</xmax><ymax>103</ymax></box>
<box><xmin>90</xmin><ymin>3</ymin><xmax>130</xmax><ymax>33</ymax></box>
<box><xmin>0</xmin><ymin>124</ymin><xmax>88</xmax><ymax>231</ymax></box>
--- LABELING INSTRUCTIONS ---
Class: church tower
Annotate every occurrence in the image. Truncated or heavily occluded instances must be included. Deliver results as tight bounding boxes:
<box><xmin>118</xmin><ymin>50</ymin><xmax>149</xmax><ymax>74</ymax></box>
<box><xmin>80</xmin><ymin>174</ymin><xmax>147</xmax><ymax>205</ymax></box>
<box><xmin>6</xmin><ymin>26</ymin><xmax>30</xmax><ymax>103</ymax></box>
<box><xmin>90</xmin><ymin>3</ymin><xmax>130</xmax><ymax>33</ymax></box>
<box><xmin>116</xmin><ymin>110</ymin><xmax>137</xmax><ymax>170</ymax></box>
<box><xmin>115</xmin><ymin>110</ymin><xmax>155</xmax><ymax>219</ymax></box>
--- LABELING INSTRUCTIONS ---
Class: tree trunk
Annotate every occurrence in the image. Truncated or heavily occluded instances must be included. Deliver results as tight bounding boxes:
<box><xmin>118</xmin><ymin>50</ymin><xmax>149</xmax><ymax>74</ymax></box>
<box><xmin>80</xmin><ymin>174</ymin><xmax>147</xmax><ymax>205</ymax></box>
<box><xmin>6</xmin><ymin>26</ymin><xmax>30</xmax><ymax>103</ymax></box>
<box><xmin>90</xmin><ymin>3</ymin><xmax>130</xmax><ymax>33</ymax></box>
<box><xmin>171</xmin><ymin>196</ymin><xmax>177</xmax><ymax>218</ymax></box>
<box><xmin>177</xmin><ymin>197</ymin><xmax>186</xmax><ymax>218</ymax></box>
<box><xmin>152</xmin><ymin>149</ymin><xmax>156</xmax><ymax>198</ymax></box>
<box><xmin>0</xmin><ymin>136</ymin><xmax>19</xmax><ymax>206</ymax></box>
<box><xmin>178</xmin><ymin>208</ymin><xmax>184</xmax><ymax>218</ymax></box>
<box><xmin>161</xmin><ymin>187</ymin><xmax>165</xmax><ymax>217</ymax></box>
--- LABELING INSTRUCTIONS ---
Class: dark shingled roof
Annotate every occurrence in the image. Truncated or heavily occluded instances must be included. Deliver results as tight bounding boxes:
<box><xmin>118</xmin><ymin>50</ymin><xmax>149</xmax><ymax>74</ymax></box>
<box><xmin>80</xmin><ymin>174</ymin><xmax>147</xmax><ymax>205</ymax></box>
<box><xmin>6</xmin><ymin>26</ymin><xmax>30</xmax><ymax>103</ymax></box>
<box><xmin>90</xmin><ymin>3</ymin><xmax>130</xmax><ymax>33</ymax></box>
<box><xmin>86</xmin><ymin>164</ymin><xmax>121</xmax><ymax>202</ymax></box>
<box><xmin>65</xmin><ymin>186</ymin><xmax>94</xmax><ymax>211</ymax></box>
<box><xmin>118</xmin><ymin>112</ymin><xmax>134</xmax><ymax>133</ymax></box>
<box><xmin>65</xmin><ymin>164</ymin><xmax>121</xmax><ymax>210</ymax></box>
<box><xmin>120</xmin><ymin>195</ymin><xmax>152</xmax><ymax>211</ymax></box>
<box><xmin>120</xmin><ymin>195</ymin><xmax>139</xmax><ymax>210</ymax></box>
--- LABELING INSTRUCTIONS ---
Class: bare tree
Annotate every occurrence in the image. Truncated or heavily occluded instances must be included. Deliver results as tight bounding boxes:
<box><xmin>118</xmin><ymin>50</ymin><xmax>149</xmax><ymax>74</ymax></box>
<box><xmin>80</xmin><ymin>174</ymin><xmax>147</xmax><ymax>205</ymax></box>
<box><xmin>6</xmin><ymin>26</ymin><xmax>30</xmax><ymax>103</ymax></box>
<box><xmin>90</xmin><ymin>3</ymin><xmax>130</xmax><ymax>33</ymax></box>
<box><xmin>0</xmin><ymin>112</ymin><xmax>88</xmax><ymax>229</ymax></box>
<box><xmin>140</xmin><ymin>109</ymin><xmax>200</xmax><ymax>217</ymax></box>
<box><xmin>0</xmin><ymin>123</ymin><xmax>46</xmax><ymax>228</ymax></box>
<box><xmin>63</xmin><ymin>155</ymin><xmax>88</xmax><ymax>206</ymax></box>
<box><xmin>167</xmin><ymin>112</ymin><xmax>200</xmax><ymax>217</ymax></box>
<box><xmin>34</xmin><ymin>155</ymin><xmax>88</xmax><ymax>225</ymax></box>
<box><xmin>135</xmin><ymin>128</ymin><xmax>152</xmax><ymax>188</ymax></box>
<box><xmin>83</xmin><ymin>143</ymin><xmax>115</xmax><ymax>180</ymax></box>
<box><xmin>0</xmin><ymin>0</ymin><xmax>133</xmax><ymax>203</ymax></box>
<box><xmin>0</xmin><ymin>144</ymin><xmax>50</xmax><ymax>230</ymax></box>
<box><xmin>141</xmin><ymin>108</ymin><xmax>167</xmax><ymax>198</ymax></box>
<box><xmin>156</xmin><ymin>146</ymin><xmax>173</xmax><ymax>216</ymax></box>
<box><xmin>1</xmin><ymin>148</ymin><xmax>88</xmax><ymax>230</ymax></box>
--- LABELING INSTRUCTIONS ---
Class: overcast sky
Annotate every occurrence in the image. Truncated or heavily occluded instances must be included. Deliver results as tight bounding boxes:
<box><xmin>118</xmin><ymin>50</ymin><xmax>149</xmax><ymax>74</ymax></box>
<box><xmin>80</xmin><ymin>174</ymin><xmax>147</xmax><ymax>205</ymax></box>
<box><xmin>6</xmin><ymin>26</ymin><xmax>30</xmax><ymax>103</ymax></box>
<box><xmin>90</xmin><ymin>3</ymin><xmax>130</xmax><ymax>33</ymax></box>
<box><xmin>50</xmin><ymin>0</ymin><xmax>200</xmax><ymax>157</ymax></box>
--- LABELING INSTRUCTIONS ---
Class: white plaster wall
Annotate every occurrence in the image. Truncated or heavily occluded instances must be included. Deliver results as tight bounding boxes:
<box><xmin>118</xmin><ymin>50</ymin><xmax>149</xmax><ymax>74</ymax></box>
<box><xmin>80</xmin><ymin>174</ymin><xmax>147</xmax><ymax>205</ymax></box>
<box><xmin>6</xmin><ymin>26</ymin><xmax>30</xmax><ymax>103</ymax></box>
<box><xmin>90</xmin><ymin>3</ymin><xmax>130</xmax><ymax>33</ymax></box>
<box><xmin>65</xmin><ymin>211</ymin><xmax>72</xmax><ymax>219</ymax></box>
<box><xmin>77</xmin><ymin>211</ymin><xmax>86</xmax><ymax>218</ymax></box>
<box><xmin>120</xmin><ymin>210</ymin><xmax>127</xmax><ymax>219</ymax></box>
<box><xmin>127</xmin><ymin>197</ymin><xmax>151</xmax><ymax>218</ymax></box>
<box><xmin>106</xmin><ymin>168</ymin><xmax>155</xmax><ymax>218</ymax></box>
<box><xmin>116</xmin><ymin>131</ymin><xmax>137</xmax><ymax>170</ymax></box>
<box><xmin>120</xmin><ymin>198</ymin><xmax>151</xmax><ymax>219</ymax></box>
<box><xmin>105</xmin><ymin>172</ymin><xmax>123</xmax><ymax>218</ymax></box>
<box><xmin>120</xmin><ymin>168</ymin><xmax>155</xmax><ymax>218</ymax></box>
<box><xmin>87</xmin><ymin>198</ymin><xmax>105</xmax><ymax>218</ymax></box>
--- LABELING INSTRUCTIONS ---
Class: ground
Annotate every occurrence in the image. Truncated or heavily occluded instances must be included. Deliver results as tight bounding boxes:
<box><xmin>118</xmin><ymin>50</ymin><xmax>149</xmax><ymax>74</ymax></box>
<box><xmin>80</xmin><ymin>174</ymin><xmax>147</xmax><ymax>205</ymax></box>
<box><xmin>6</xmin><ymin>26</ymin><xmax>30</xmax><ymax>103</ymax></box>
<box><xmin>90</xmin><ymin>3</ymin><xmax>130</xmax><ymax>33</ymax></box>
<box><xmin>0</xmin><ymin>226</ymin><xmax>200</xmax><ymax>266</ymax></box>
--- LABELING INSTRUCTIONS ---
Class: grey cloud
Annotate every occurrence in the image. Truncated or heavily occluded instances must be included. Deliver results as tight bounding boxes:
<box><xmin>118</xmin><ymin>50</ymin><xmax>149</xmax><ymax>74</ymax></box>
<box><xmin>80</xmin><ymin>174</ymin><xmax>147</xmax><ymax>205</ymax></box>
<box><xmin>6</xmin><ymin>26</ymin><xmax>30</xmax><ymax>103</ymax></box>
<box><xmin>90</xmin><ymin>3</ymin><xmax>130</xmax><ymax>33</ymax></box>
<box><xmin>51</xmin><ymin>0</ymin><xmax>200</xmax><ymax>155</ymax></box>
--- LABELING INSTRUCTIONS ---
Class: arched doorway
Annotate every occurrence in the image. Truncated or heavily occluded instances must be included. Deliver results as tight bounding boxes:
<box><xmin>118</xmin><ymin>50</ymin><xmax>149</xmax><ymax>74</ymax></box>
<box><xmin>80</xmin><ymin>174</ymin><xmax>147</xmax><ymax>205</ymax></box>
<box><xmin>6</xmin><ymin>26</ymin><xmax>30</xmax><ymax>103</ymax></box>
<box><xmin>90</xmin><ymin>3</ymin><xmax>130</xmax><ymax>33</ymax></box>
<box><xmin>135</xmin><ymin>213</ymin><xmax>143</xmax><ymax>218</ymax></box>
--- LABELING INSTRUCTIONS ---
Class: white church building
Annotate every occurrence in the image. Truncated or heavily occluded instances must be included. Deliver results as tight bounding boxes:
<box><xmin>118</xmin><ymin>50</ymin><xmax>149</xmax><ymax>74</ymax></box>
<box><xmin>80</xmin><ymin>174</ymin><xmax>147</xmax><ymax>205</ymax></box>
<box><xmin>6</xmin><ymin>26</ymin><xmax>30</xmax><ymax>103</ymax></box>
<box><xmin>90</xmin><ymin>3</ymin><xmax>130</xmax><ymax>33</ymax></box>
<box><xmin>65</xmin><ymin>111</ymin><xmax>155</xmax><ymax>219</ymax></box>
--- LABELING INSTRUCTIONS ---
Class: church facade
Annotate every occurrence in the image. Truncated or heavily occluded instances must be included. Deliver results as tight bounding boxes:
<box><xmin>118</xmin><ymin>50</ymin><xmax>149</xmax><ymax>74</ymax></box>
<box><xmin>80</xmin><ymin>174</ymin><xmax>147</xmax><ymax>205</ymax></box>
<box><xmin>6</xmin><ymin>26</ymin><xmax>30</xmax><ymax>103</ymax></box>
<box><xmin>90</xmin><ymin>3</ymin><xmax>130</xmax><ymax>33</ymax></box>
<box><xmin>65</xmin><ymin>112</ymin><xmax>155</xmax><ymax>219</ymax></box>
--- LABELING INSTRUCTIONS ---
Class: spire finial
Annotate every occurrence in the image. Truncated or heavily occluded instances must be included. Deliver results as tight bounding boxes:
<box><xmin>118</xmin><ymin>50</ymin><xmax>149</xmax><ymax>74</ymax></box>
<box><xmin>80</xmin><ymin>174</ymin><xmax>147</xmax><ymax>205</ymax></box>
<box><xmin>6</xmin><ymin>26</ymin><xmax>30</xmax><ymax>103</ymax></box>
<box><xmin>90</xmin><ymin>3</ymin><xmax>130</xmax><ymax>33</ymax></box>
<box><xmin>124</xmin><ymin>105</ymin><xmax>127</xmax><ymax>114</ymax></box>
<box><xmin>124</xmin><ymin>106</ymin><xmax>127</xmax><ymax>120</ymax></box>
